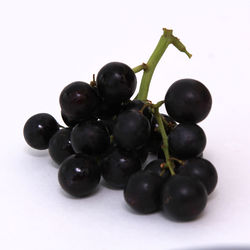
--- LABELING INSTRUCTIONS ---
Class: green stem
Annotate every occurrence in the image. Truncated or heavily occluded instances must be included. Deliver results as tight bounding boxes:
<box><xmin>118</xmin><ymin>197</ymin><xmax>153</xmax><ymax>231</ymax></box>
<box><xmin>154</xmin><ymin>107</ymin><xmax>175</xmax><ymax>176</ymax></box>
<box><xmin>152</xmin><ymin>100</ymin><xmax>165</xmax><ymax>109</ymax></box>
<box><xmin>136</xmin><ymin>28</ymin><xmax>192</xmax><ymax>101</ymax></box>
<box><xmin>133</xmin><ymin>63</ymin><xmax>148</xmax><ymax>73</ymax></box>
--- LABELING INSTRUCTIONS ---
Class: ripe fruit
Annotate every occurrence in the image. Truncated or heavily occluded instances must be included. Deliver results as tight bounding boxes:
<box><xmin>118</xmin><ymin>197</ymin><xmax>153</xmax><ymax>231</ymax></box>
<box><xmin>113</xmin><ymin>110</ymin><xmax>151</xmax><ymax>150</ymax></box>
<box><xmin>96</xmin><ymin>62</ymin><xmax>137</xmax><ymax>103</ymax></box>
<box><xmin>124</xmin><ymin>171</ymin><xmax>164</xmax><ymax>214</ymax></box>
<box><xmin>48</xmin><ymin>128</ymin><xmax>75</xmax><ymax>164</ymax></box>
<box><xmin>71</xmin><ymin>120</ymin><xmax>110</xmax><ymax>155</ymax></box>
<box><xmin>165</xmin><ymin>79</ymin><xmax>212</xmax><ymax>123</ymax></box>
<box><xmin>23</xmin><ymin>28</ymin><xmax>217</xmax><ymax>222</ymax></box>
<box><xmin>101</xmin><ymin>148</ymin><xmax>141</xmax><ymax>189</ymax></box>
<box><xmin>58</xmin><ymin>154</ymin><xmax>100</xmax><ymax>197</ymax></box>
<box><xmin>23</xmin><ymin>113</ymin><xmax>59</xmax><ymax>150</ymax></box>
<box><xmin>168</xmin><ymin>123</ymin><xmax>206</xmax><ymax>160</ymax></box>
<box><xmin>60</xmin><ymin>81</ymin><xmax>99</xmax><ymax>121</ymax></box>
<box><xmin>162</xmin><ymin>175</ymin><xmax>207</xmax><ymax>221</ymax></box>
<box><xmin>178</xmin><ymin>158</ymin><xmax>218</xmax><ymax>194</ymax></box>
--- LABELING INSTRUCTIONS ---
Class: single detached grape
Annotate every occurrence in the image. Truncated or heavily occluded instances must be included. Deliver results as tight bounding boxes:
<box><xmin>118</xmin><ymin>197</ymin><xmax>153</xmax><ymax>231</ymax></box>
<box><xmin>58</xmin><ymin>154</ymin><xmax>100</xmax><ymax>197</ymax></box>
<box><xmin>71</xmin><ymin>120</ymin><xmax>110</xmax><ymax>155</ymax></box>
<box><xmin>48</xmin><ymin>128</ymin><xmax>75</xmax><ymax>164</ymax></box>
<box><xmin>162</xmin><ymin>175</ymin><xmax>207</xmax><ymax>221</ymax></box>
<box><xmin>60</xmin><ymin>81</ymin><xmax>99</xmax><ymax>121</ymax></box>
<box><xmin>124</xmin><ymin>171</ymin><xmax>164</xmax><ymax>214</ymax></box>
<box><xmin>96</xmin><ymin>62</ymin><xmax>137</xmax><ymax>103</ymax></box>
<box><xmin>101</xmin><ymin>148</ymin><xmax>141</xmax><ymax>189</ymax></box>
<box><xmin>23</xmin><ymin>113</ymin><xmax>59</xmax><ymax>150</ymax></box>
<box><xmin>168</xmin><ymin>123</ymin><xmax>206</xmax><ymax>160</ymax></box>
<box><xmin>144</xmin><ymin>159</ymin><xmax>171</xmax><ymax>181</ymax></box>
<box><xmin>178</xmin><ymin>158</ymin><xmax>218</xmax><ymax>194</ymax></box>
<box><xmin>113</xmin><ymin>110</ymin><xmax>151</xmax><ymax>150</ymax></box>
<box><xmin>165</xmin><ymin>79</ymin><xmax>212</xmax><ymax>123</ymax></box>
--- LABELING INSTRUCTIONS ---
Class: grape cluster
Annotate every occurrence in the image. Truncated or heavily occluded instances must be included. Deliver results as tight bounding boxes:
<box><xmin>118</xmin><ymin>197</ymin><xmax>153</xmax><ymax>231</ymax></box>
<box><xmin>23</xmin><ymin>61</ymin><xmax>217</xmax><ymax>221</ymax></box>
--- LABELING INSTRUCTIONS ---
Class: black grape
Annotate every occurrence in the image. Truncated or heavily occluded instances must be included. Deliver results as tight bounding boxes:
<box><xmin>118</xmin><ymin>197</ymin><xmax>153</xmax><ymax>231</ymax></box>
<box><xmin>49</xmin><ymin>128</ymin><xmax>75</xmax><ymax>164</ymax></box>
<box><xmin>60</xmin><ymin>81</ymin><xmax>99</xmax><ymax>121</ymax></box>
<box><xmin>96</xmin><ymin>62</ymin><xmax>137</xmax><ymax>103</ymax></box>
<box><xmin>165</xmin><ymin>79</ymin><xmax>212</xmax><ymax>123</ymax></box>
<box><xmin>113</xmin><ymin>110</ymin><xmax>151</xmax><ymax>150</ymax></box>
<box><xmin>178</xmin><ymin>158</ymin><xmax>218</xmax><ymax>194</ymax></box>
<box><xmin>23</xmin><ymin>113</ymin><xmax>59</xmax><ymax>150</ymax></box>
<box><xmin>101</xmin><ymin>148</ymin><xmax>141</xmax><ymax>189</ymax></box>
<box><xmin>58</xmin><ymin>154</ymin><xmax>100</xmax><ymax>197</ymax></box>
<box><xmin>124</xmin><ymin>171</ymin><xmax>164</xmax><ymax>214</ymax></box>
<box><xmin>162</xmin><ymin>175</ymin><xmax>207</xmax><ymax>221</ymax></box>
<box><xmin>168</xmin><ymin>123</ymin><xmax>206</xmax><ymax>160</ymax></box>
<box><xmin>71</xmin><ymin>120</ymin><xmax>110</xmax><ymax>155</ymax></box>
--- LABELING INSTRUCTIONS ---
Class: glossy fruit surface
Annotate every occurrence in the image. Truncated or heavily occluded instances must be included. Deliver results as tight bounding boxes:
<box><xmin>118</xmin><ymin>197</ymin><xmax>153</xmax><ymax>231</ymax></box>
<box><xmin>96</xmin><ymin>62</ymin><xmax>137</xmax><ymax>103</ymax></box>
<box><xmin>168</xmin><ymin>123</ymin><xmax>206</xmax><ymax>160</ymax></box>
<box><xmin>165</xmin><ymin>79</ymin><xmax>212</xmax><ymax>123</ymax></box>
<box><xmin>71</xmin><ymin>120</ymin><xmax>110</xmax><ymax>155</ymax></box>
<box><xmin>58</xmin><ymin>154</ymin><xmax>100</xmax><ymax>197</ymax></box>
<box><xmin>113</xmin><ymin>110</ymin><xmax>151</xmax><ymax>150</ymax></box>
<box><xmin>178</xmin><ymin>158</ymin><xmax>218</xmax><ymax>194</ymax></box>
<box><xmin>162</xmin><ymin>175</ymin><xmax>207</xmax><ymax>221</ymax></box>
<box><xmin>60</xmin><ymin>81</ymin><xmax>99</xmax><ymax>120</ymax></box>
<box><xmin>101</xmin><ymin>148</ymin><xmax>141</xmax><ymax>189</ymax></box>
<box><xmin>144</xmin><ymin>159</ymin><xmax>171</xmax><ymax>181</ymax></box>
<box><xmin>124</xmin><ymin>171</ymin><xmax>163</xmax><ymax>214</ymax></box>
<box><xmin>23</xmin><ymin>113</ymin><xmax>59</xmax><ymax>150</ymax></box>
<box><xmin>48</xmin><ymin>128</ymin><xmax>75</xmax><ymax>164</ymax></box>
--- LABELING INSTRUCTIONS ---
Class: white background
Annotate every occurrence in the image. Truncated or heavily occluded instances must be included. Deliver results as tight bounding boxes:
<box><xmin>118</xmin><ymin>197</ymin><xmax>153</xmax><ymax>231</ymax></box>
<box><xmin>1</xmin><ymin>0</ymin><xmax>250</xmax><ymax>249</ymax></box>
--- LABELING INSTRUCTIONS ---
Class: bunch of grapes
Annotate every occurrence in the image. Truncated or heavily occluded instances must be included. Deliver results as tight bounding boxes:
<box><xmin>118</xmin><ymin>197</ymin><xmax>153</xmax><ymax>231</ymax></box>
<box><xmin>23</xmin><ymin>29</ymin><xmax>218</xmax><ymax>221</ymax></box>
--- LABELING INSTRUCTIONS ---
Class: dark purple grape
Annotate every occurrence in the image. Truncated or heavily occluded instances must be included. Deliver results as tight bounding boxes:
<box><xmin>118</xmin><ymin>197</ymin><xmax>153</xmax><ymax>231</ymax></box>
<box><xmin>124</xmin><ymin>171</ymin><xmax>164</xmax><ymax>214</ymax></box>
<box><xmin>162</xmin><ymin>175</ymin><xmax>207</xmax><ymax>221</ymax></box>
<box><xmin>96</xmin><ymin>62</ymin><xmax>137</xmax><ymax>103</ymax></box>
<box><xmin>168</xmin><ymin>123</ymin><xmax>206</xmax><ymax>160</ymax></box>
<box><xmin>113</xmin><ymin>110</ymin><xmax>151</xmax><ymax>150</ymax></box>
<box><xmin>60</xmin><ymin>81</ymin><xmax>99</xmax><ymax>121</ymax></box>
<box><xmin>58</xmin><ymin>154</ymin><xmax>100</xmax><ymax>197</ymax></box>
<box><xmin>165</xmin><ymin>79</ymin><xmax>212</xmax><ymax>123</ymax></box>
<box><xmin>101</xmin><ymin>148</ymin><xmax>141</xmax><ymax>189</ymax></box>
<box><xmin>71</xmin><ymin>120</ymin><xmax>110</xmax><ymax>155</ymax></box>
<box><xmin>48</xmin><ymin>128</ymin><xmax>75</xmax><ymax>164</ymax></box>
<box><xmin>178</xmin><ymin>158</ymin><xmax>218</xmax><ymax>194</ymax></box>
<box><xmin>144</xmin><ymin>159</ymin><xmax>171</xmax><ymax>181</ymax></box>
<box><xmin>23</xmin><ymin>113</ymin><xmax>59</xmax><ymax>150</ymax></box>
